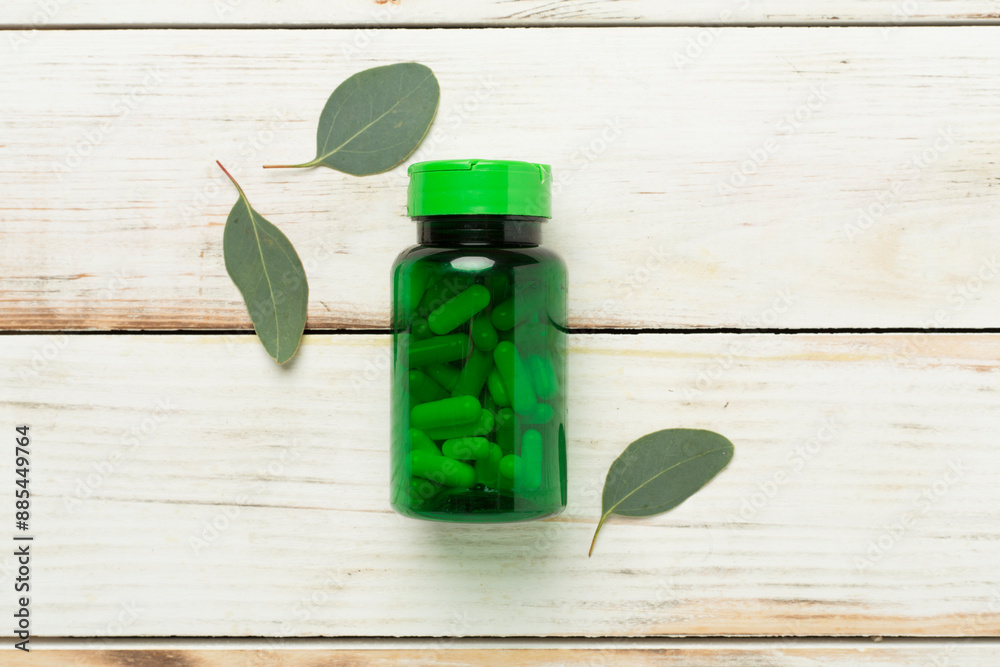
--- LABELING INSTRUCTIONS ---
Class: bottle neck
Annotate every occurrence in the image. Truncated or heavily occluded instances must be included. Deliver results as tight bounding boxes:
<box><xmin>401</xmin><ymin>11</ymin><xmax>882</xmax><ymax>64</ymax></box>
<box><xmin>415</xmin><ymin>215</ymin><xmax>544</xmax><ymax>247</ymax></box>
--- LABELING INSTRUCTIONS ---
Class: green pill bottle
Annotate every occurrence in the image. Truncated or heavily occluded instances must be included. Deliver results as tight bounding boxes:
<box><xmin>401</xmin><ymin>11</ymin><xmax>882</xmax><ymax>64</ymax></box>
<box><xmin>391</xmin><ymin>159</ymin><xmax>568</xmax><ymax>522</ymax></box>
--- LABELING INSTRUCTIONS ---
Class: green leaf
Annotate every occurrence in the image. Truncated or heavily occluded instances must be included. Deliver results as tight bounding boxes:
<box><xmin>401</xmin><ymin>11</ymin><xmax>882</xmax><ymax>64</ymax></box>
<box><xmin>590</xmin><ymin>429</ymin><xmax>734</xmax><ymax>556</ymax></box>
<box><xmin>218</xmin><ymin>162</ymin><xmax>308</xmax><ymax>364</ymax></box>
<box><xmin>264</xmin><ymin>62</ymin><xmax>439</xmax><ymax>175</ymax></box>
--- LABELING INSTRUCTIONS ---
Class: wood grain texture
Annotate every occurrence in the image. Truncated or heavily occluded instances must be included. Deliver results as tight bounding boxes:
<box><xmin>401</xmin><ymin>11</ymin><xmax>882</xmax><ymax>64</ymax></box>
<box><xmin>1</xmin><ymin>0</ymin><xmax>999</xmax><ymax>27</ymax></box>
<box><xmin>2</xmin><ymin>333</ymin><xmax>998</xmax><ymax>637</ymax></box>
<box><xmin>3</xmin><ymin>28</ymin><xmax>1000</xmax><ymax>331</ymax></box>
<box><xmin>8</xmin><ymin>643</ymin><xmax>1000</xmax><ymax>666</ymax></box>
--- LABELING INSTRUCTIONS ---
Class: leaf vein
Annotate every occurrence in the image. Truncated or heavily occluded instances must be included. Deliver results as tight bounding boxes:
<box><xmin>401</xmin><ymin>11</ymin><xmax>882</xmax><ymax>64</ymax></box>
<box><xmin>244</xmin><ymin>198</ymin><xmax>282</xmax><ymax>359</ymax></box>
<box><xmin>315</xmin><ymin>72</ymin><xmax>434</xmax><ymax>164</ymax></box>
<box><xmin>606</xmin><ymin>446</ymin><xmax>732</xmax><ymax>517</ymax></box>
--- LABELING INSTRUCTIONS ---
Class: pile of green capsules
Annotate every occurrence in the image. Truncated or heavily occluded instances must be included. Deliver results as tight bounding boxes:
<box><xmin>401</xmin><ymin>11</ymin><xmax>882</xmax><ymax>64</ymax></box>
<box><xmin>400</xmin><ymin>265</ymin><xmax>564</xmax><ymax>507</ymax></box>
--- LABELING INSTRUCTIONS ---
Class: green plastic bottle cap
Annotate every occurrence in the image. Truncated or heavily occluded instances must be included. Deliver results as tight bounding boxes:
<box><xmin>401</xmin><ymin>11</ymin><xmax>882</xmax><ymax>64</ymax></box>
<box><xmin>407</xmin><ymin>159</ymin><xmax>552</xmax><ymax>219</ymax></box>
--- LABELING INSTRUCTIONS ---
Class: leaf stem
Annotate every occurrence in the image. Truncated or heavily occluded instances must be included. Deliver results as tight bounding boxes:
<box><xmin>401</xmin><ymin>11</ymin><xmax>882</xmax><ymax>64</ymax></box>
<box><xmin>216</xmin><ymin>161</ymin><xmax>246</xmax><ymax>201</ymax></box>
<box><xmin>262</xmin><ymin>159</ymin><xmax>320</xmax><ymax>170</ymax></box>
<box><xmin>589</xmin><ymin>513</ymin><xmax>610</xmax><ymax>557</ymax></box>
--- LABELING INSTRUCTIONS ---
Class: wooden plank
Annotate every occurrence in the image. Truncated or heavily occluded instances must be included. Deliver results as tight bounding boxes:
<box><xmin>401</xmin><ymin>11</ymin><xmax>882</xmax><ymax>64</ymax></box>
<box><xmin>4</xmin><ymin>29</ymin><xmax>1000</xmax><ymax>332</ymax></box>
<box><xmin>4</xmin><ymin>28</ymin><xmax>1000</xmax><ymax>331</ymax></box>
<box><xmin>1</xmin><ymin>1</ymin><xmax>999</xmax><ymax>28</ymax></box>
<box><xmin>8</xmin><ymin>643</ymin><xmax>1000</xmax><ymax>666</ymax></box>
<box><xmin>2</xmin><ymin>333</ymin><xmax>998</xmax><ymax>637</ymax></box>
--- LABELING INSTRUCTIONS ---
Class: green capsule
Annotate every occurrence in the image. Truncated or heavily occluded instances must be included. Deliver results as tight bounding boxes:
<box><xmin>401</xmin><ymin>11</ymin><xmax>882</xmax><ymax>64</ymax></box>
<box><xmin>418</xmin><ymin>274</ymin><xmax>473</xmax><ymax>316</ymax></box>
<box><xmin>558</xmin><ymin>423</ymin><xmax>567</xmax><ymax>505</ymax></box>
<box><xmin>495</xmin><ymin>407</ymin><xmax>516</xmax><ymax>454</ymax></box>
<box><xmin>408</xmin><ymin>428</ymin><xmax>440</xmax><ymax>454</ymax></box>
<box><xmin>408</xmin><ymin>334</ymin><xmax>470</xmax><ymax>367</ymax></box>
<box><xmin>487</xmin><ymin>368</ymin><xmax>511</xmax><ymax>407</ymax></box>
<box><xmin>470</xmin><ymin>311</ymin><xmax>499</xmax><ymax>352</ymax></box>
<box><xmin>493</xmin><ymin>341</ymin><xmax>537</xmax><ymax>416</ymax></box>
<box><xmin>410</xmin><ymin>450</ymin><xmax>476</xmax><ymax>488</ymax></box>
<box><xmin>411</xmin><ymin>395</ymin><xmax>481</xmax><ymax>431</ymax></box>
<box><xmin>482</xmin><ymin>391</ymin><xmax>497</xmax><ymax>416</ymax></box>
<box><xmin>491</xmin><ymin>281</ymin><xmax>545</xmax><ymax>331</ymax></box>
<box><xmin>527</xmin><ymin>355</ymin><xmax>559</xmax><ymax>400</ymax></box>
<box><xmin>451</xmin><ymin>348</ymin><xmax>493</xmax><ymax>399</ymax></box>
<box><xmin>486</xmin><ymin>272</ymin><xmax>510</xmax><ymax>302</ymax></box>
<box><xmin>425</xmin><ymin>408</ymin><xmax>495</xmax><ymax>441</ymax></box>
<box><xmin>475</xmin><ymin>444</ymin><xmax>503</xmax><ymax>487</ymax></box>
<box><xmin>519</xmin><ymin>429</ymin><xmax>543</xmax><ymax>490</ymax></box>
<box><xmin>428</xmin><ymin>284</ymin><xmax>490</xmax><ymax>335</ymax></box>
<box><xmin>496</xmin><ymin>473</ymin><xmax>514</xmax><ymax>492</ymax></box>
<box><xmin>409</xmin><ymin>370</ymin><xmax>448</xmax><ymax>404</ymax></box>
<box><xmin>518</xmin><ymin>322</ymin><xmax>560</xmax><ymax>350</ymax></box>
<box><xmin>408</xmin><ymin>477</ymin><xmax>441</xmax><ymax>508</ymax></box>
<box><xmin>407</xmin><ymin>263</ymin><xmax>432</xmax><ymax>313</ymax></box>
<box><xmin>395</xmin><ymin>263</ymin><xmax>432</xmax><ymax>330</ymax></box>
<box><xmin>547</xmin><ymin>278</ymin><xmax>568</xmax><ymax>328</ymax></box>
<box><xmin>522</xmin><ymin>402</ymin><xmax>554</xmax><ymax>425</ymax></box>
<box><xmin>490</xmin><ymin>298</ymin><xmax>516</xmax><ymax>331</ymax></box>
<box><xmin>417</xmin><ymin>278</ymin><xmax>445</xmax><ymax>314</ymax></box>
<box><xmin>425</xmin><ymin>362</ymin><xmax>460</xmax><ymax>391</ymax></box>
<box><xmin>442</xmin><ymin>436</ymin><xmax>491</xmax><ymax>460</ymax></box>
<box><xmin>412</xmin><ymin>318</ymin><xmax>431</xmax><ymax>340</ymax></box>
<box><xmin>494</xmin><ymin>406</ymin><xmax>514</xmax><ymax>426</ymax></box>
<box><xmin>499</xmin><ymin>454</ymin><xmax>519</xmax><ymax>480</ymax></box>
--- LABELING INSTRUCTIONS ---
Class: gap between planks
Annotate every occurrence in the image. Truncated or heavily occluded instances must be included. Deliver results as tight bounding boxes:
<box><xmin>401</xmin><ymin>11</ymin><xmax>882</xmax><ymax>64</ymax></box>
<box><xmin>24</xmin><ymin>637</ymin><xmax>1000</xmax><ymax>647</ymax></box>
<box><xmin>14</xmin><ymin>636</ymin><xmax>1000</xmax><ymax>667</ymax></box>
<box><xmin>3</xmin><ymin>328</ymin><xmax>1000</xmax><ymax>336</ymax></box>
<box><xmin>3</xmin><ymin>21</ymin><xmax>1000</xmax><ymax>29</ymax></box>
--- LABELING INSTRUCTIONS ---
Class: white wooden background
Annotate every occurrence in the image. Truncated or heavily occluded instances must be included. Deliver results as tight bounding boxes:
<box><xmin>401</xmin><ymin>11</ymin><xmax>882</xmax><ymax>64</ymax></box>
<box><xmin>1</xmin><ymin>1</ymin><xmax>1000</xmax><ymax>26</ymax></box>
<box><xmin>2</xmin><ymin>2</ymin><xmax>1000</xmax><ymax>665</ymax></box>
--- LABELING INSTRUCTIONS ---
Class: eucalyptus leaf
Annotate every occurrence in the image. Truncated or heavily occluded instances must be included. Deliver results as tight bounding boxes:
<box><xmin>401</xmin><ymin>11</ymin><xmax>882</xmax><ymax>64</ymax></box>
<box><xmin>264</xmin><ymin>62</ymin><xmax>439</xmax><ymax>175</ymax></box>
<box><xmin>590</xmin><ymin>429</ymin><xmax>734</xmax><ymax>556</ymax></box>
<box><xmin>218</xmin><ymin>162</ymin><xmax>308</xmax><ymax>364</ymax></box>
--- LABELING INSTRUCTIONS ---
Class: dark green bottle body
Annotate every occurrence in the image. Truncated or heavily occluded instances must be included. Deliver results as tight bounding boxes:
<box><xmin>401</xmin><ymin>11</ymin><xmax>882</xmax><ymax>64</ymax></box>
<box><xmin>390</xmin><ymin>216</ymin><xmax>567</xmax><ymax>522</ymax></box>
